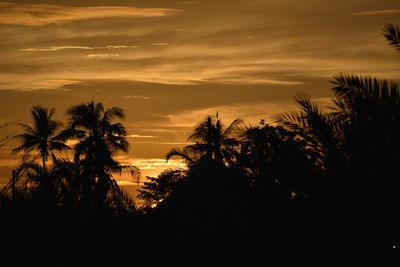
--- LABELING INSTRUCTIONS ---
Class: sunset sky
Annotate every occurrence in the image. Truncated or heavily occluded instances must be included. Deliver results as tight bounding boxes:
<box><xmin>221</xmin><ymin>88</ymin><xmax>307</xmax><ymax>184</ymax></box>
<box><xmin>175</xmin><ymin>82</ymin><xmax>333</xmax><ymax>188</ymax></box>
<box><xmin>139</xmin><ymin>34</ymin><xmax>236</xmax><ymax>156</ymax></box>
<box><xmin>1</xmin><ymin>0</ymin><xmax>399</xmax><ymax>189</ymax></box>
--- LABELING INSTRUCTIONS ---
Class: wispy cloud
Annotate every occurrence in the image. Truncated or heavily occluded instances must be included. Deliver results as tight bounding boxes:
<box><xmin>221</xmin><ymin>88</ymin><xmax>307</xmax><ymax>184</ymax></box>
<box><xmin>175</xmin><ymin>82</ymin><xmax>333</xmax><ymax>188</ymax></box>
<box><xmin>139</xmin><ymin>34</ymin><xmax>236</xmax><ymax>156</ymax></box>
<box><xmin>20</xmin><ymin>45</ymin><xmax>140</xmax><ymax>52</ymax></box>
<box><xmin>166</xmin><ymin>101</ymin><xmax>298</xmax><ymax>127</ymax></box>
<box><xmin>210</xmin><ymin>77</ymin><xmax>304</xmax><ymax>85</ymax></box>
<box><xmin>150</xmin><ymin>43</ymin><xmax>169</xmax><ymax>46</ymax></box>
<box><xmin>0</xmin><ymin>3</ymin><xmax>181</xmax><ymax>26</ymax></box>
<box><xmin>351</xmin><ymin>9</ymin><xmax>400</xmax><ymax>16</ymax></box>
<box><xmin>132</xmin><ymin>158</ymin><xmax>186</xmax><ymax>171</ymax></box>
<box><xmin>86</xmin><ymin>53</ymin><xmax>120</xmax><ymax>58</ymax></box>
<box><xmin>115</xmin><ymin>157</ymin><xmax>187</xmax><ymax>178</ymax></box>
<box><xmin>124</xmin><ymin>95</ymin><xmax>152</xmax><ymax>100</ymax></box>
<box><xmin>31</xmin><ymin>79</ymin><xmax>85</xmax><ymax>90</ymax></box>
<box><xmin>132</xmin><ymin>141</ymin><xmax>192</xmax><ymax>145</ymax></box>
<box><xmin>20</xmin><ymin>46</ymin><xmax>93</xmax><ymax>52</ymax></box>
<box><xmin>127</xmin><ymin>134</ymin><xmax>157</xmax><ymax>138</ymax></box>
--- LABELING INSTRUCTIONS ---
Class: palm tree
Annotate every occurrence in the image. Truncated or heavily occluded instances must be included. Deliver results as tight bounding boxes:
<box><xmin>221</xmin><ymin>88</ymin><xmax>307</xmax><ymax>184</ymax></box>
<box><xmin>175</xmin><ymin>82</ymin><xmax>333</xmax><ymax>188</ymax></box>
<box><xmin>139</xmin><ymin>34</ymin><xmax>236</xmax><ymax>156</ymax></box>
<box><xmin>278</xmin><ymin>24</ymin><xmax>400</xmax><ymax>203</ymax></box>
<box><xmin>12</xmin><ymin>105</ymin><xmax>69</xmax><ymax>177</ymax></box>
<box><xmin>167</xmin><ymin>113</ymin><xmax>242</xmax><ymax>166</ymax></box>
<box><xmin>61</xmin><ymin>101</ymin><xmax>129</xmax><ymax>206</ymax></box>
<box><xmin>278</xmin><ymin>92</ymin><xmax>343</xmax><ymax>171</ymax></box>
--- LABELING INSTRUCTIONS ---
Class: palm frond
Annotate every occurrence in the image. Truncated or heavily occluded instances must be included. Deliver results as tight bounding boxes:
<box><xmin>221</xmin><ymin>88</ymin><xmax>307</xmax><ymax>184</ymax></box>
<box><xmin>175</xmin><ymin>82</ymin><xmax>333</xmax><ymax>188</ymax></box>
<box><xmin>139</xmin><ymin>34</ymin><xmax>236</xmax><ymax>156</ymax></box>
<box><xmin>223</xmin><ymin>118</ymin><xmax>243</xmax><ymax>137</ymax></box>
<box><xmin>331</xmin><ymin>73</ymin><xmax>400</xmax><ymax>103</ymax></box>
<box><xmin>48</xmin><ymin>140</ymin><xmax>71</xmax><ymax>151</ymax></box>
<box><xmin>103</xmin><ymin>107</ymin><xmax>124</xmax><ymax>122</ymax></box>
<box><xmin>166</xmin><ymin>148</ymin><xmax>195</xmax><ymax>165</ymax></box>
<box><xmin>383</xmin><ymin>23</ymin><xmax>400</xmax><ymax>52</ymax></box>
<box><xmin>15</xmin><ymin>123</ymin><xmax>36</xmax><ymax>135</ymax></box>
<box><xmin>11</xmin><ymin>133</ymin><xmax>40</xmax><ymax>154</ymax></box>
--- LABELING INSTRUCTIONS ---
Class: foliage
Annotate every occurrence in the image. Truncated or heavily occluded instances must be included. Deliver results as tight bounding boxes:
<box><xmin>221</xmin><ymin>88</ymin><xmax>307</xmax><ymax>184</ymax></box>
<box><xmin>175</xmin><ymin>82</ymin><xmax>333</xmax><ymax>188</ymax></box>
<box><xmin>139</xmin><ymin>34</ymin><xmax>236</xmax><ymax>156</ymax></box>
<box><xmin>4</xmin><ymin>102</ymin><xmax>137</xmax><ymax>215</ymax></box>
<box><xmin>166</xmin><ymin>113</ymin><xmax>242</xmax><ymax>168</ymax></box>
<box><xmin>2</xmin><ymin>23</ymin><xmax>400</xmax><ymax>258</ymax></box>
<box><xmin>236</xmin><ymin>121</ymin><xmax>314</xmax><ymax>200</ymax></box>
<box><xmin>12</xmin><ymin>105</ymin><xmax>69</xmax><ymax>174</ymax></box>
<box><xmin>60</xmin><ymin>101</ymin><xmax>133</xmax><ymax>208</ymax></box>
<box><xmin>383</xmin><ymin>23</ymin><xmax>400</xmax><ymax>52</ymax></box>
<box><xmin>137</xmin><ymin>169</ymin><xmax>186</xmax><ymax>203</ymax></box>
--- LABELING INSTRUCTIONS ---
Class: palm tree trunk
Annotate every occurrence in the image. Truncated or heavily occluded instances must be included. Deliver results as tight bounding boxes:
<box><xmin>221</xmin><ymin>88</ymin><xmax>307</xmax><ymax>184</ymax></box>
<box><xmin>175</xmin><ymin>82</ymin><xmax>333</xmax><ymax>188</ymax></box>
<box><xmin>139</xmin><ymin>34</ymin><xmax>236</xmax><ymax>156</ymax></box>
<box><xmin>42</xmin><ymin>155</ymin><xmax>47</xmax><ymax>176</ymax></box>
<box><xmin>11</xmin><ymin>170</ymin><xmax>16</xmax><ymax>201</ymax></box>
<box><xmin>84</xmin><ymin>213</ymin><xmax>93</xmax><ymax>267</ymax></box>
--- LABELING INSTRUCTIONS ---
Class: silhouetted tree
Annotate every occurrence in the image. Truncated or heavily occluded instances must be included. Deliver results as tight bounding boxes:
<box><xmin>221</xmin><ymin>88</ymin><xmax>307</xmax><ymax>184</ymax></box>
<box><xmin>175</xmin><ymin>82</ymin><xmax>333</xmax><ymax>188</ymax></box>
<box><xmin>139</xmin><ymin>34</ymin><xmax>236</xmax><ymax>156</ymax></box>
<box><xmin>61</xmin><ymin>101</ymin><xmax>130</xmax><ymax>208</ymax></box>
<box><xmin>331</xmin><ymin>73</ymin><xmax>400</xmax><ymax>201</ymax></box>
<box><xmin>278</xmin><ymin>92</ymin><xmax>345</xmax><ymax>200</ymax></box>
<box><xmin>237</xmin><ymin>121</ymin><xmax>314</xmax><ymax>201</ymax></box>
<box><xmin>167</xmin><ymin>113</ymin><xmax>242</xmax><ymax>167</ymax></box>
<box><xmin>12</xmin><ymin>105</ymin><xmax>68</xmax><ymax>176</ymax></box>
<box><xmin>274</xmin><ymin>23</ymin><xmax>400</xmax><ymax>251</ymax></box>
<box><xmin>11</xmin><ymin>106</ymin><xmax>69</xmax><ymax>202</ymax></box>
<box><xmin>137</xmin><ymin>169</ymin><xmax>186</xmax><ymax>204</ymax></box>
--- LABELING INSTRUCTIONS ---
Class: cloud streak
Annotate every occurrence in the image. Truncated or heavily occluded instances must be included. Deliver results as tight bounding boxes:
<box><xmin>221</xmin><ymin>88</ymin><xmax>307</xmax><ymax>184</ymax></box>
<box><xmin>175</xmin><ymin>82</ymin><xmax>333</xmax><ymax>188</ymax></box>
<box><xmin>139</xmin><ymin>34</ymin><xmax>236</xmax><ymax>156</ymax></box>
<box><xmin>86</xmin><ymin>53</ymin><xmax>120</xmax><ymax>58</ymax></box>
<box><xmin>20</xmin><ymin>45</ymin><xmax>140</xmax><ymax>52</ymax></box>
<box><xmin>0</xmin><ymin>2</ymin><xmax>181</xmax><ymax>26</ymax></box>
<box><xmin>351</xmin><ymin>9</ymin><xmax>400</xmax><ymax>16</ymax></box>
<box><xmin>127</xmin><ymin>135</ymin><xmax>157</xmax><ymax>138</ymax></box>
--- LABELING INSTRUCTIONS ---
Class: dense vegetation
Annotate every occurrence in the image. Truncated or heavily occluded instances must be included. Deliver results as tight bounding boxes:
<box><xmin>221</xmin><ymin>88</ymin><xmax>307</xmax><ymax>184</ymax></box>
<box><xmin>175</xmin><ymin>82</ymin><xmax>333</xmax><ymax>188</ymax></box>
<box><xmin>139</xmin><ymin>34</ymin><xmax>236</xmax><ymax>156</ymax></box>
<box><xmin>1</xmin><ymin>23</ymin><xmax>400</xmax><ymax>264</ymax></box>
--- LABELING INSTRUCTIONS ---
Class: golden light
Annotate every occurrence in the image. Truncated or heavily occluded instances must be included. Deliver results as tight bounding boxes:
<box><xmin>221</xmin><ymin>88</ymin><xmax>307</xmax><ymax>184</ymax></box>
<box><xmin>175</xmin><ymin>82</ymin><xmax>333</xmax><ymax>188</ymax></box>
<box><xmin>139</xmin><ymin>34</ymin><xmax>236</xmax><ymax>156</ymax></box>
<box><xmin>150</xmin><ymin>198</ymin><xmax>164</xmax><ymax>208</ymax></box>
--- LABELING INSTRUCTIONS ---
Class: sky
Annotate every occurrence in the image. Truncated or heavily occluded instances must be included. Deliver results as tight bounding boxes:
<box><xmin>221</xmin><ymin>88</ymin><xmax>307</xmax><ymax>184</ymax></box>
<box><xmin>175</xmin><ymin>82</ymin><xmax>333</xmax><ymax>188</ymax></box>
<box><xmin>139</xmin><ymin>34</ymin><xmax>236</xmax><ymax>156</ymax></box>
<box><xmin>0</xmin><ymin>0</ymin><xmax>400</xmax><ymax>190</ymax></box>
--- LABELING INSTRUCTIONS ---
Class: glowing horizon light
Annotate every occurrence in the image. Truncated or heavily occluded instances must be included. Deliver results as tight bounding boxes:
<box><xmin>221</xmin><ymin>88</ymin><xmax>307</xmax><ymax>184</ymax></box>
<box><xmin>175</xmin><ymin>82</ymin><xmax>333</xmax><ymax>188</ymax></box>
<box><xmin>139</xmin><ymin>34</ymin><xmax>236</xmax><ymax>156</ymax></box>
<box><xmin>150</xmin><ymin>199</ymin><xmax>164</xmax><ymax>208</ymax></box>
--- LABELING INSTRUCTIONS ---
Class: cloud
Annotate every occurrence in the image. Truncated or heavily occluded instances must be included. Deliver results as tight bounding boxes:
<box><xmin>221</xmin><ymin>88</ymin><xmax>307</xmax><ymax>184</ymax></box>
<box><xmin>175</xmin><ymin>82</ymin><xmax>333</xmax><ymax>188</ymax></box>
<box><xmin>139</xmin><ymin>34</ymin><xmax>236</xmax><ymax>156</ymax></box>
<box><xmin>351</xmin><ymin>9</ymin><xmax>400</xmax><ymax>16</ymax></box>
<box><xmin>132</xmin><ymin>141</ymin><xmax>192</xmax><ymax>145</ymax></box>
<box><xmin>86</xmin><ymin>53</ymin><xmax>120</xmax><ymax>58</ymax></box>
<box><xmin>127</xmin><ymin>134</ymin><xmax>157</xmax><ymax>138</ymax></box>
<box><xmin>102</xmin><ymin>45</ymin><xmax>140</xmax><ymax>49</ymax></box>
<box><xmin>116</xmin><ymin>180</ymin><xmax>141</xmax><ymax>186</ymax></box>
<box><xmin>209</xmin><ymin>77</ymin><xmax>304</xmax><ymax>85</ymax></box>
<box><xmin>0</xmin><ymin>78</ymin><xmax>86</xmax><ymax>91</ymax></box>
<box><xmin>20</xmin><ymin>46</ymin><xmax>93</xmax><ymax>52</ymax></box>
<box><xmin>0</xmin><ymin>2</ymin><xmax>181</xmax><ymax>26</ymax></box>
<box><xmin>132</xmin><ymin>158</ymin><xmax>186</xmax><ymax>171</ymax></box>
<box><xmin>115</xmin><ymin>157</ymin><xmax>187</xmax><ymax>178</ymax></box>
<box><xmin>20</xmin><ymin>45</ymin><xmax>140</xmax><ymax>52</ymax></box>
<box><xmin>165</xmin><ymin>97</ymin><xmax>336</xmax><ymax>129</ymax></box>
<box><xmin>166</xmin><ymin>101</ymin><xmax>298</xmax><ymax>127</ymax></box>
<box><xmin>30</xmin><ymin>79</ymin><xmax>85</xmax><ymax>90</ymax></box>
<box><xmin>124</xmin><ymin>95</ymin><xmax>152</xmax><ymax>100</ymax></box>
<box><xmin>150</xmin><ymin>43</ymin><xmax>169</xmax><ymax>46</ymax></box>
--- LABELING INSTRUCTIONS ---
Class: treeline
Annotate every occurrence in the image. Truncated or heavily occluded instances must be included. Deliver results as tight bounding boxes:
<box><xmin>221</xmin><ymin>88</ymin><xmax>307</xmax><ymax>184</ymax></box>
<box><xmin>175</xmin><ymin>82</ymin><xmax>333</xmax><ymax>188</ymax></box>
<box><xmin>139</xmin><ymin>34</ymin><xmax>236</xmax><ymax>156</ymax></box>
<box><xmin>1</xmin><ymin>102</ymin><xmax>137</xmax><ymax>215</ymax></box>
<box><xmin>1</xmin><ymin>23</ymin><xmax>400</xmax><ymax>264</ymax></box>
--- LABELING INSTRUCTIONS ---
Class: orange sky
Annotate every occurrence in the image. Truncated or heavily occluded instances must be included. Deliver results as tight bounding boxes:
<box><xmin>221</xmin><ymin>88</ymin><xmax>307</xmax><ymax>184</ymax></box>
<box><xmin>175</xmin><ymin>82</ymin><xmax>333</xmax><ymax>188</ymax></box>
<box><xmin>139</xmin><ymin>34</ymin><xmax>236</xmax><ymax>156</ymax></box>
<box><xmin>1</xmin><ymin>0</ymin><xmax>400</xmax><ymax>187</ymax></box>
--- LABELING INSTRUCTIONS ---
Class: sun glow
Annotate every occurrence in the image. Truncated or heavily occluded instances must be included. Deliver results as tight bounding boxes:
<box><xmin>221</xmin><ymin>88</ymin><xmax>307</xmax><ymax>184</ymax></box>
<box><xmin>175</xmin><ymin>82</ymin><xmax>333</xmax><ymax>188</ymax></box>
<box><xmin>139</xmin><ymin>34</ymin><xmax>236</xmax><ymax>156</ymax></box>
<box><xmin>151</xmin><ymin>199</ymin><xmax>164</xmax><ymax>208</ymax></box>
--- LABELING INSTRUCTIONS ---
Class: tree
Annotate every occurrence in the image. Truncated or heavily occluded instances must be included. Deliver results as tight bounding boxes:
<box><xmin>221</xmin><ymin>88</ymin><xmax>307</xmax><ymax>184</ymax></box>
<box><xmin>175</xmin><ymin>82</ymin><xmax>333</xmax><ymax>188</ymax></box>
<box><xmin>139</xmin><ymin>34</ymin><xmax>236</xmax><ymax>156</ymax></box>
<box><xmin>12</xmin><ymin>105</ymin><xmax>68</xmax><ymax>175</ymax></box>
<box><xmin>237</xmin><ymin>121</ymin><xmax>313</xmax><ymax>201</ymax></box>
<box><xmin>137</xmin><ymin>169</ymin><xmax>186</xmax><ymax>205</ymax></box>
<box><xmin>12</xmin><ymin>106</ymin><xmax>69</xmax><ymax>200</ymax></box>
<box><xmin>167</xmin><ymin>113</ymin><xmax>242</xmax><ymax>166</ymax></box>
<box><xmin>61</xmin><ymin>101</ymin><xmax>130</xmax><ymax>207</ymax></box>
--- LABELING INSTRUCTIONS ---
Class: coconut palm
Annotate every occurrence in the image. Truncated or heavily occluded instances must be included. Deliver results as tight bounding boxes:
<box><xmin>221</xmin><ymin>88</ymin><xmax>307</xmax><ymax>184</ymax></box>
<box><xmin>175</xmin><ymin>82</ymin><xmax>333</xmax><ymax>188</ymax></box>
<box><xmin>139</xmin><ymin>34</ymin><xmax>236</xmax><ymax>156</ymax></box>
<box><xmin>278</xmin><ymin>92</ymin><xmax>343</xmax><ymax>172</ymax></box>
<box><xmin>12</xmin><ymin>105</ymin><xmax>69</xmax><ymax>176</ymax></box>
<box><xmin>61</xmin><ymin>101</ymin><xmax>129</xmax><ymax>206</ymax></box>
<box><xmin>167</xmin><ymin>113</ymin><xmax>242</xmax><ymax>166</ymax></box>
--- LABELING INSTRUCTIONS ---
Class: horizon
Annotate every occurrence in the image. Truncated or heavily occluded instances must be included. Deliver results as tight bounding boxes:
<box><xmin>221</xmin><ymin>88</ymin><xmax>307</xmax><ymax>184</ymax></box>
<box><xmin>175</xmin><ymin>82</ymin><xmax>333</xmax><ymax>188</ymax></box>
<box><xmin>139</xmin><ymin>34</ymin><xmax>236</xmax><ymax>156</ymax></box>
<box><xmin>1</xmin><ymin>0</ymin><xmax>400</xmax><ymax>191</ymax></box>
